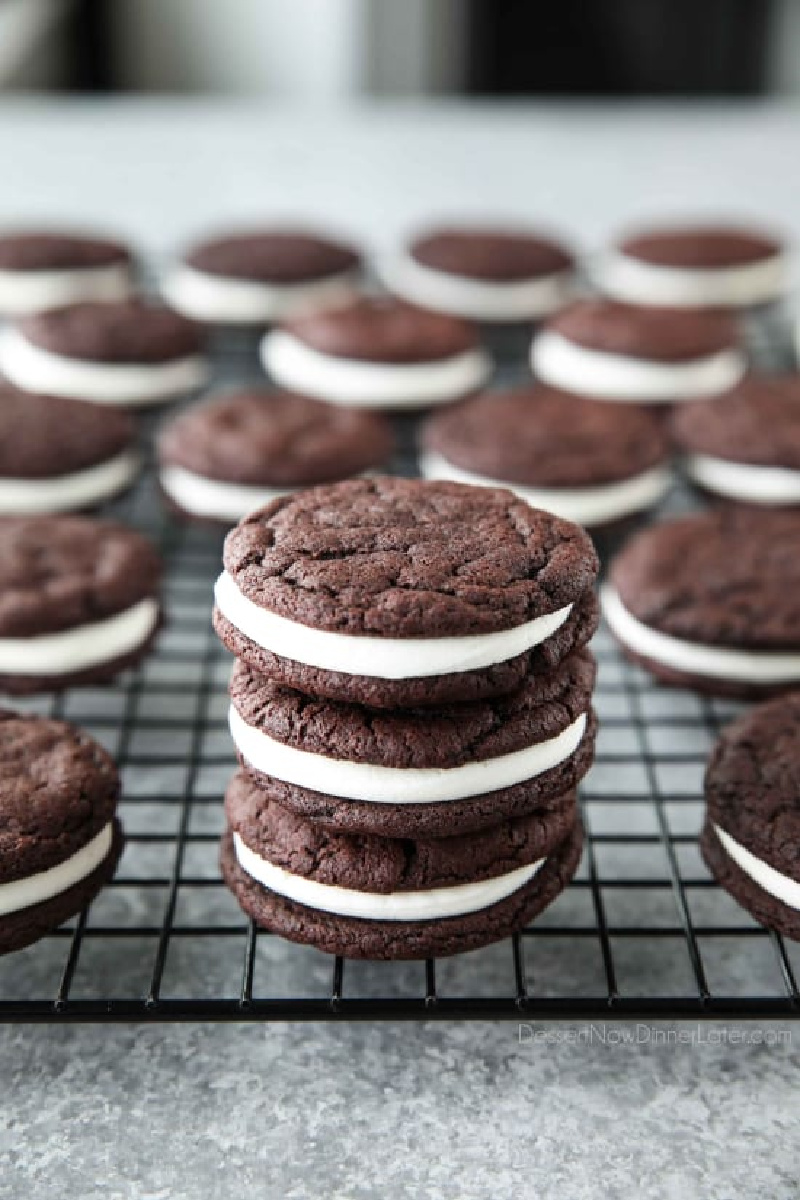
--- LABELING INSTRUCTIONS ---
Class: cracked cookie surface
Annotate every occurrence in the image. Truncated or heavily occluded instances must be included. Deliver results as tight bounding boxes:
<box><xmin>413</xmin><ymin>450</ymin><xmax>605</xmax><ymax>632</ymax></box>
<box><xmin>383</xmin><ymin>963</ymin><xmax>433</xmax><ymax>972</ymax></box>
<box><xmin>671</xmin><ymin>376</ymin><xmax>800</xmax><ymax>470</ymax></box>
<box><xmin>160</xmin><ymin>389</ymin><xmax>393</xmax><ymax>487</ymax></box>
<box><xmin>222</xmin><ymin>476</ymin><xmax>599</xmax><ymax>638</ymax></box>
<box><xmin>0</xmin><ymin>515</ymin><xmax>161</xmax><ymax>638</ymax></box>
<box><xmin>221</xmin><ymin>771</ymin><xmax>583</xmax><ymax>958</ymax></box>
<box><xmin>230</xmin><ymin>650</ymin><xmax>595</xmax><ymax>768</ymax></box>
<box><xmin>0</xmin><ymin>712</ymin><xmax>123</xmax><ymax>954</ymax></box>
<box><xmin>423</xmin><ymin>385</ymin><xmax>669</xmax><ymax>487</ymax></box>
<box><xmin>610</xmin><ymin>509</ymin><xmax>800</xmax><ymax>649</ymax></box>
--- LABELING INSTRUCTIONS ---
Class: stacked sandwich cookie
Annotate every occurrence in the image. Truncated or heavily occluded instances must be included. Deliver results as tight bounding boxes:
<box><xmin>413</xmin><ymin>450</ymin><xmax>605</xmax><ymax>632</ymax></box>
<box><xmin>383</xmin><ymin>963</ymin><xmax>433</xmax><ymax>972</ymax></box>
<box><xmin>213</xmin><ymin>477</ymin><xmax>600</xmax><ymax>959</ymax></box>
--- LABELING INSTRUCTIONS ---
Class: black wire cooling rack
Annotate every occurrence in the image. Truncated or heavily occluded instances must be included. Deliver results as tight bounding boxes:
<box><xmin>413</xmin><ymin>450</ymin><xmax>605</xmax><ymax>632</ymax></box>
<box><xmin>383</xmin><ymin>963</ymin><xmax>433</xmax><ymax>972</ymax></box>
<box><xmin>1</xmin><ymin>317</ymin><xmax>799</xmax><ymax>1023</ymax></box>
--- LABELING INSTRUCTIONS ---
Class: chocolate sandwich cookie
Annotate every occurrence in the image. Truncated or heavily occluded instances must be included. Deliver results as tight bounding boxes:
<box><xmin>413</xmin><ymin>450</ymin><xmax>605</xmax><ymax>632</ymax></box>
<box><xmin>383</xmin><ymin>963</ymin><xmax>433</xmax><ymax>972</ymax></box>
<box><xmin>421</xmin><ymin>385</ymin><xmax>671</xmax><ymax>531</ymax></box>
<box><xmin>163</xmin><ymin>228</ymin><xmax>361</xmax><ymax>326</ymax></box>
<box><xmin>671</xmin><ymin>376</ymin><xmax>800</xmax><ymax>507</ymax></box>
<box><xmin>380</xmin><ymin>225</ymin><xmax>575</xmax><ymax>323</ymax></box>
<box><xmin>596</xmin><ymin>222</ymin><xmax>788</xmax><ymax>309</ymax></box>
<box><xmin>531</xmin><ymin>299</ymin><xmax>745</xmax><ymax>403</ymax></box>
<box><xmin>0</xmin><ymin>386</ymin><xmax>139</xmax><ymax>514</ymax></box>
<box><xmin>0</xmin><ymin>230</ymin><xmax>133</xmax><ymax>315</ymax></box>
<box><xmin>0</xmin><ymin>514</ymin><xmax>162</xmax><ymax>693</ymax></box>
<box><xmin>0</xmin><ymin>300</ymin><xmax>209</xmax><ymax>408</ymax></box>
<box><xmin>158</xmin><ymin>388</ymin><xmax>394</xmax><ymax>525</ymax></box>
<box><xmin>221</xmin><ymin>770</ymin><xmax>583</xmax><ymax>959</ymax></box>
<box><xmin>228</xmin><ymin>651</ymin><xmax>597</xmax><ymax>838</ymax></box>
<box><xmin>0</xmin><ymin>712</ymin><xmax>123</xmax><ymax>955</ymax></box>
<box><xmin>701</xmin><ymin>693</ymin><xmax>800</xmax><ymax>940</ymax></box>
<box><xmin>602</xmin><ymin>508</ymin><xmax>800</xmax><ymax>698</ymax></box>
<box><xmin>261</xmin><ymin>296</ymin><xmax>492</xmax><ymax>410</ymax></box>
<box><xmin>213</xmin><ymin>477</ymin><xmax>600</xmax><ymax>709</ymax></box>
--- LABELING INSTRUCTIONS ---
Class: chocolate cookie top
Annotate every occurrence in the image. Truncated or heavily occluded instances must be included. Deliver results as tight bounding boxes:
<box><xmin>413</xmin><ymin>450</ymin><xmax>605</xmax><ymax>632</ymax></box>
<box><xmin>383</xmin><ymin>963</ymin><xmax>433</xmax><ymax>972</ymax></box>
<box><xmin>159</xmin><ymin>389</ymin><xmax>393</xmax><ymax>487</ymax></box>
<box><xmin>0</xmin><ymin>232</ymin><xmax>131</xmax><ymax>272</ymax></box>
<box><xmin>0</xmin><ymin>515</ymin><xmax>161</xmax><ymax>637</ymax></box>
<box><xmin>226</xmin><ymin>770</ymin><xmax>575</xmax><ymax>893</ymax></box>
<box><xmin>409</xmin><ymin>227</ymin><xmax>574</xmax><ymax>282</ymax></box>
<box><xmin>223</xmin><ymin>477</ymin><xmax>599</xmax><ymax>637</ymax></box>
<box><xmin>0</xmin><ymin>386</ymin><xmax>135</xmax><ymax>479</ymax></box>
<box><xmin>423</xmin><ymin>386</ymin><xmax>670</xmax><ymax>487</ymax></box>
<box><xmin>18</xmin><ymin>301</ymin><xmax>205</xmax><ymax>364</ymax></box>
<box><xmin>282</xmin><ymin>297</ymin><xmax>479</xmax><ymax>364</ymax></box>
<box><xmin>610</xmin><ymin>508</ymin><xmax>800</xmax><ymax>648</ymax></box>
<box><xmin>545</xmin><ymin>299</ymin><xmax>739</xmax><ymax>362</ymax></box>
<box><xmin>230</xmin><ymin>648</ymin><xmax>595</xmax><ymax>768</ymax></box>
<box><xmin>0</xmin><ymin>711</ymin><xmax>119</xmax><ymax>883</ymax></box>
<box><xmin>705</xmin><ymin>693</ymin><xmax>800</xmax><ymax>880</ymax></box>
<box><xmin>619</xmin><ymin>225</ymin><xmax>783</xmax><ymax>268</ymax></box>
<box><xmin>184</xmin><ymin>230</ymin><xmax>360</xmax><ymax>283</ymax></box>
<box><xmin>671</xmin><ymin>376</ymin><xmax>800</xmax><ymax>469</ymax></box>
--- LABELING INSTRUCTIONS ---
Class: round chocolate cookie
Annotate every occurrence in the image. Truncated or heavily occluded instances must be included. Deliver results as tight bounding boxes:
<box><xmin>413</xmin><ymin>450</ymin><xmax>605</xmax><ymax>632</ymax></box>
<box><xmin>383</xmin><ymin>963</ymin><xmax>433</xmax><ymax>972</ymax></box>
<box><xmin>0</xmin><ymin>386</ymin><xmax>139</xmax><ymax>514</ymax></box>
<box><xmin>227</xmin><ymin>650</ymin><xmax>596</xmax><ymax>839</ymax></box>
<box><xmin>158</xmin><ymin>388</ymin><xmax>394</xmax><ymax>525</ymax></box>
<box><xmin>163</xmin><ymin>228</ymin><xmax>361</xmax><ymax>326</ymax></box>
<box><xmin>0</xmin><ymin>711</ymin><xmax>124</xmax><ymax>955</ymax></box>
<box><xmin>0</xmin><ymin>230</ymin><xmax>133</xmax><ymax>315</ymax></box>
<box><xmin>0</xmin><ymin>514</ymin><xmax>162</xmax><ymax>694</ymax></box>
<box><xmin>213</xmin><ymin>476</ymin><xmax>600</xmax><ymax>709</ymax></box>
<box><xmin>421</xmin><ymin>385</ymin><xmax>671</xmax><ymax>530</ymax></box>
<box><xmin>597</xmin><ymin>222</ymin><xmax>788</xmax><ymax>308</ymax></box>
<box><xmin>220</xmin><ymin>769</ymin><xmax>583</xmax><ymax>959</ymax></box>
<box><xmin>380</xmin><ymin>226</ymin><xmax>575</xmax><ymax>323</ymax></box>
<box><xmin>215</xmin><ymin>589</ymin><xmax>599</xmax><ymax>710</ymax></box>
<box><xmin>531</xmin><ymin>299</ymin><xmax>745</xmax><ymax>403</ymax></box>
<box><xmin>671</xmin><ymin>375</ymin><xmax>800</xmax><ymax>506</ymax></box>
<box><xmin>261</xmin><ymin>297</ymin><xmax>492</xmax><ymax>409</ymax></box>
<box><xmin>602</xmin><ymin>508</ymin><xmax>800</xmax><ymax>698</ymax></box>
<box><xmin>701</xmin><ymin>693</ymin><xmax>800</xmax><ymax>940</ymax></box>
<box><xmin>0</xmin><ymin>301</ymin><xmax>209</xmax><ymax>408</ymax></box>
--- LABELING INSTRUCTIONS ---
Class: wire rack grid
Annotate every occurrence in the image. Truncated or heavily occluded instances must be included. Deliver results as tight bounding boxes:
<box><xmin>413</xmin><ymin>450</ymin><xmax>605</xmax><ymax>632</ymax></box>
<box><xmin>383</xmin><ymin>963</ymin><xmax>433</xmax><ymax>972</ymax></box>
<box><xmin>0</xmin><ymin>317</ymin><xmax>798</xmax><ymax>1023</ymax></box>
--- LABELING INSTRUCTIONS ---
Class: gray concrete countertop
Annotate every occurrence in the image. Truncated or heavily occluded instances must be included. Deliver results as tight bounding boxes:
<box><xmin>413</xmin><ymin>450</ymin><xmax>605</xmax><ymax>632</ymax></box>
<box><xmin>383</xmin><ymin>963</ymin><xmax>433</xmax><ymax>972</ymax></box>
<box><xmin>1</xmin><ymin>100</ymin><xmax>799</xmax><ymax>1199</ymax></box>
<box><xmin>3</xmin><ymin>1021</ymin><xmax>797</xmax><ymax>1199</ymax></box>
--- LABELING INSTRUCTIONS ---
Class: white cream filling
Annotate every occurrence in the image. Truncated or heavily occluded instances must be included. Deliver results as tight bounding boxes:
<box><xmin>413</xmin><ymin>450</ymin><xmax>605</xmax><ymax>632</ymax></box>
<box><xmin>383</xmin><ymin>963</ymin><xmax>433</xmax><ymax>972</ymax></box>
<box><xmin>531</xmin><ymin>330</ymin><xmax>746</xmax><ymax>402</ymax></box>
<box><xmin>229</xmin><ymin>704</ymin><xmax>587</xmax><ymax>805</ymax></box>
<box><xmin>214</xmin><ymin>569</ymin><xmax>572</xmax><ymax>680</ymax></box>
<box><xmin>601</xmin><ymin>584</ymin><xmax>800</xmax><ymax>685</ymax></box>
<box><xmin>0</xmin><ymin>597</ymin><xmax>159</xmax><ymax>676</ymax></box>
<box><xmin>161</xmin><ymin>464</ymin><xmax>290</xmax><ymax>523</ymax></box>
<box><xmin>0</xmin><ymin>327</ymin><xmax>209</xmax><ymax>407</ymax></box>
<box><xmin>713</xmin><ymin>825</ymin><xmax>800</xmax><ymax>911</ymax></box>
<box><xmin>233</xmin><ymin>830</ymin><xmax>544</xmax><ymax>921</ymax></box>
<box><xmin>684</xmin><ymin>454</ymin><xmax>800</xmax><ymax>505</ymax></box>
<box><xmin>0</xmin><ymin>822</ymin><xmax>113</xmax><ymax>917</ymax></box>
<box><xmin>162</xmin><ymin>263</ymin><xmax>358</xmax><ymax>325</ymax></box>
<box><xmin>261</xmin><ymin>330</ymin><xmax>492</xmax><ymax>410</ymax></box>
<box><xmin>420</xmin><ymin>450</ymin><xmax>671</xmax><ymax>527</ymax></box>
<box><xmin>595</xmin><ymin>249</ymin><xmax>789</xmax><ymax>308</ymax></box>
<box><xmin>0</xmin><ymin>449</ymin><xmax>140</xmax><ymax>515</ymax></box>
<box><xmin>378</xmin><ymin>253</ymin><xmax>575</xmax><ymax>322</ymax></box>
<box><xmin>0</xmin><ymin>263</ymin><xmax>132</xmax><ymax>315</ymax></box>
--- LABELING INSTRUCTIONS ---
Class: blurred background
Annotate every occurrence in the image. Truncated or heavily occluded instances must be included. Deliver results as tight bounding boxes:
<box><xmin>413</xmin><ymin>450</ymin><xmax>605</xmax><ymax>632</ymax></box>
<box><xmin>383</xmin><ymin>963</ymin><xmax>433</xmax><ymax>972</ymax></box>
<box><xmin>2</xmin><ymin>0</ymin><xmax>799</xmax><ymax>97</ymax></box>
